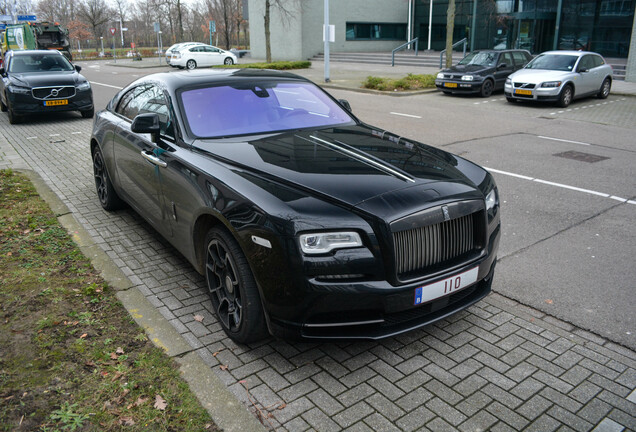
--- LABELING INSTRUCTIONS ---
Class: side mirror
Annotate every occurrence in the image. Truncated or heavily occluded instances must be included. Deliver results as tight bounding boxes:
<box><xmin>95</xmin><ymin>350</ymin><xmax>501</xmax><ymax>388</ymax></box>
<box><xmin>75</xmin><ymin>65</ymin><xmax>82</xmax><ymax>72</ymax></box>
<box><xmin>579</xmin><ymin>67</ymin><xmax>588</xmax><ymax>73</ymax></box>
<box><xmin>497</xmin><ymin>63</ymin><xmax>508</xmax><ymax>69</ymax></box>
<box><xmin>338</xmin><ymin>99</ymin><xmax>352</xmax><ymax>112</ymax></box>
<box><xmin>131</xmin><ymin>113</ymin><xmax>161</xmax><ymax>142</ymax></box>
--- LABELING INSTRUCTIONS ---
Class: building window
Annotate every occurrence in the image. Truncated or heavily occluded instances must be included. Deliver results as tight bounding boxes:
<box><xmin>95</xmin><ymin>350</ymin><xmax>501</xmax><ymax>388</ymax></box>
<box><xmin>346</xmin><ymin>23</ymin><xmax>407</xmax><ymax>41</ymax></box>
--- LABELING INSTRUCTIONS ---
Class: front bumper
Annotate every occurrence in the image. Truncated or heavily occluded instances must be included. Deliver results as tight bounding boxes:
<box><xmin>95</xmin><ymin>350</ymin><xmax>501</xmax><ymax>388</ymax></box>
<box><xmin>267</xmin><ymin>223</ymin><xmax>500</xmax><ymax>340</ymax></box>
<box><xmin>436</xmin><ymin>79</ymin><xmax>483</xmax><ymax>94</ymax></box>
<box><xmin>504</xmin><ymin>83</ymin><xmax>561</xmax><ymax>102</ymax></box>
<box><xmin>7</xmin><ymin>89</ymin><xmax>93</xmax><ymax>115</ymax></box>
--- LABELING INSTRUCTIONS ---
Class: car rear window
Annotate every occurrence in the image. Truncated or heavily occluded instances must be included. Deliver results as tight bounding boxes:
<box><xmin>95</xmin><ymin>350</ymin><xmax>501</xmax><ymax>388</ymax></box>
<box><xmin>180</xmin><ymin>81</ymin><xmax>354</xmax><ymax>138</ymax></box>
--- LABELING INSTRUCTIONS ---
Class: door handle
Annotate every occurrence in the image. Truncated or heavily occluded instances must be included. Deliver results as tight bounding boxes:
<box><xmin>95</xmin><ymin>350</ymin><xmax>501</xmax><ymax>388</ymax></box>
<box><xmin>141</xmin><ymin>150</ymin><xmax>167</xmax><ymax>168</ymax></box>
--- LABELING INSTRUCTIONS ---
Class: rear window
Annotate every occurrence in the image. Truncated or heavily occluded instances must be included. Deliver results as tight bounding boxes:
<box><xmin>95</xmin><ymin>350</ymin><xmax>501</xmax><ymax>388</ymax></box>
<box><xmin>180</xmin><ymin>81</ymin><xmax>354</xmax><ymax>138</ymax></box>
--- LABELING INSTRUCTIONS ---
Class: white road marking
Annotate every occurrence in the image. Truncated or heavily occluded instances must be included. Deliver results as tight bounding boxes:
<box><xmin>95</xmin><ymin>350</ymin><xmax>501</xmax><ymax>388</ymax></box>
<box><xmin>27</xmin><ymin>136</ymin><xmax>37</xmax><ymax>140</ymax></box>
<box><xmin>390</xmin><ymin>112</ymin><xmax>422</xmax><ymax>119</ymax></box>
<box><xmin>537</xmin><ymin>136</ymin><xmax>591</xmax><ymax>146</ymax></box>
<box><xmin>485</xmin><ymin>167</ymin><xmax>635</xmax><ymax>206</ymax></box>
<box><xmin>90</xmin><ymin>81</ymin><xmax>124</xmax><ymax>90</ymax></box>
<box><xmin>72</xmin><ymin>132</ymin><xmax>82</xmax><ymax>135</ymax></box>
<box><xmin>49</xmin><ymin>134</ymin><xmax>60</xmax><ymax>137</ymax></box>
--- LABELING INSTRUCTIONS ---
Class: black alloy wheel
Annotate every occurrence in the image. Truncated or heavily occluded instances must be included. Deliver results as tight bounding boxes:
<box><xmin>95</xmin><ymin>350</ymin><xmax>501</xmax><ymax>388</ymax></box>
<box><xmin>597</xmin><ymin>78</ymin><xmax>611</xmax><ymax>99</ymax></box>
<box><xmin>224</xmin><ymin>57</ymin><xmax>234</xmax><ymax>65</ymax></box>
<box><xmin>557</xmin><ymin>84</ymin><xmax>573</xmax><ymax>108</ymax></box>
<box><xmin>205</xmin><ymin>227</ymin><xmax>266</xmax><ymax>344</ymax></box>
<box><xmin>92</xmin><ymin>147</ymin><xmax>125</xmax><ymax>211</ymax></box>
<box><xmin>480</xmin><ymin>79</ymin><xmax>494</xmax><ymax>98</ymax></box>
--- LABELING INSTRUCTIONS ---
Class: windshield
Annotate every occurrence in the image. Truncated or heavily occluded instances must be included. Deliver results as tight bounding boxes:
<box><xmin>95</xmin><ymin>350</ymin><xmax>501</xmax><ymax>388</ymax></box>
<box><xmin>525</xmin><ymin>54</ymin><xmax>578</xmax><ymax>71</ymax></box>
<box><xmin>457</xmin><ymin>52</ymin><xmax>497</xmax><ymax>67</ymax></box>
<box><xmin>9</xmin><ymin>53</ymin><xmax>73</xmax><ymax>73</ymax></box>
<box><xmin>180</xmin><ymin>81</ymin><xmax>354</xmax><ymax>138</ymax></box>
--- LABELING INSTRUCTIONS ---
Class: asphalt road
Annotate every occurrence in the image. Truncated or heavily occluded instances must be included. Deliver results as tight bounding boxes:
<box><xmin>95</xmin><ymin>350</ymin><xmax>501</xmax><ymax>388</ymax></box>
<box><xmin>72</xmin><ymin>61</ymin><xmax>636</xmax><ymax>350</ymax></box>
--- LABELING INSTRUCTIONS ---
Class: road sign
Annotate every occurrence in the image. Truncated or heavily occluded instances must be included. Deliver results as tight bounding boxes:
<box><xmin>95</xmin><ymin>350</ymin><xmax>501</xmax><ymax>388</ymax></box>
<box><xmin>109</xmin><ymin>28</ymin><xmax>116</xmax><ymax>36</ymax></box>
<box><xmin>0</xmin><ymin>14</ymin><xmax>12</xmax><ymax>21</ymax></box>
<box><xmin>122</xmin><ymin>27</ymin><xmax>128</xmax><ymax>31</ymax></box>
<box><xmin>0</xmin><ymin>24</ymin><xmax>5</xmax><ymax>30</ymax></box>
<box><xmin>17</xmin><ymin>15</ymin><xmax>37</xmax><ymax>21</ymax></box>
<box><xmin>153</xmin><ymin>22</ymin><xmax>160</xmax><ymax>33</ymax></box>
<box><xmin>210</xmin><ymin>20</ymin><xmax>216</xmax><ymax>33</ymax></box>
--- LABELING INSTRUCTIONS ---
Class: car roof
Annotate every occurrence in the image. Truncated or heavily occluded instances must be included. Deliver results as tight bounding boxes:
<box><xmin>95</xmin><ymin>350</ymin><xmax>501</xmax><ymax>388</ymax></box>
<box><xmin>133</xmin><ymin>68</ymin><xmax>310</xmax><ymax>92</ymax></box>
<box><xmin>537</xmin><ymin>50</ymin><xmax>602</xmax><ymax>57</ymax></box>
<box><xmin>11</xmin><ymin>49</ymin><xmax>64</xmax><ymax>56</ymax></box>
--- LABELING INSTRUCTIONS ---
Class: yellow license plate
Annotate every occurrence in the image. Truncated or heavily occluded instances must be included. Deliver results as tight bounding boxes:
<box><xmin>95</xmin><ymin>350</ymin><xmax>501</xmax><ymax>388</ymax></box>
<box><xmin>444</xmin><ymin>82</ymin><xmax>458</xmax><ymax>88</ymax></box>
<box><xmin>514</xmin><ymin>89</ymin><xmax>532</xmax><ymax>95</ymax></box>
<box><xmin>44</xmin><ymin>100</ymin><xmax>68</xmax><ymax>106</ymax></box>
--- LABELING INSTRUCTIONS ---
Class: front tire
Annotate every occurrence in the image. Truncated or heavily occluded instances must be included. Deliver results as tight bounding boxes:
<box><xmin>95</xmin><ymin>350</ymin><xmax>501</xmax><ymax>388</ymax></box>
<box><xmin>205</xmin><ymin>227</ymin><xmax>267</xmax><ymax>344</ymax></box>
<box><xmin>81</xmin><ymin>107</ymin><xmax>94</xmax><ymax>118</ymax></box>
<box><xmin>480</xmin><ymin>79</ymin><xmax>494</xmax><ymax>97</ymax></box>
<box><xmin>92</xmin><ymin>146</ymin><xmax>125</xmax><ymax>211</ymax></box>
<box><xmin>0</xmin><ymin>95</ymin><xmax>7</xmax><ymax>112</ymax></box>
<box><xmin>186</xmin><ymin>59</ymin><xmax>197</xmax><ymax>70</ymax></box>
<box><xmin>506</xmin><ymin>96</ymin><xmax>516</xmax><ymax>103</ymax></box>
<box><xmin>597</xmin><ymin>78</ymin><xmax>611</xmax><ymax>99</ymax></box>
<box><xmin>7</xmin><ymin>103</ymin><xmax>21</xmax><ymax>124</ymax></box>
<box><xmin>557</xmin><ymin>84</ymin><xmax>573</xmax><ymax>108</ymax></box>
<box><xmin>224</xmin><ymin>57</ymin><xmax>234</xmax><ymax>65</ymax></box>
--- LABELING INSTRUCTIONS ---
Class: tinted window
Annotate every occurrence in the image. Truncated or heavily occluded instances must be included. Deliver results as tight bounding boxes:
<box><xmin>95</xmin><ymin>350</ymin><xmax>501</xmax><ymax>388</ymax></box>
<box><xmin>180</xmin><ymin>81</ymin><xmax>354</xmax><ymax>138</ymax></box>
<box><xmin>591</xmin><ymin>55</ymin><xmax>605</xmax><ymax>68</ymax></box>
<box><xmin>458</xmin><ymin>52</ymin><xmax>497</xmax><ymax>67</ymax></box>
<box><xmin>578</xmin><ymin>55</ymin><xmax>595</xmax><ymax>71</ymax></box>
<box><xmin>117</xmin><ymin>86</ymin><xmax>174</xmax><ymax>137</ymax></box>
<box><xmin>498</xmin><ymin>53</ymin><xmax>513</xmax><ymax>67</ymax></box>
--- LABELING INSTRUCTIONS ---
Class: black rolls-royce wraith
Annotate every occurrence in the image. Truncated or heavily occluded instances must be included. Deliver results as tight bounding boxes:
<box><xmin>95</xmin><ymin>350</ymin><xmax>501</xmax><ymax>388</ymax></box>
<box><xmin>90</xmin><ymin>69</ymin><xmax>500</xmax><ymax>343</ymax></box>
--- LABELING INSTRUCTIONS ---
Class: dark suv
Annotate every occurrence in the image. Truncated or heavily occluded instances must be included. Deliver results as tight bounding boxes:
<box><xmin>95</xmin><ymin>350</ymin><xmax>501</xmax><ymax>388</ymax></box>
<box><xmin>436</xmin><ymin>49</ymin><xmax>532</xmax><ymax>97</ymax></box>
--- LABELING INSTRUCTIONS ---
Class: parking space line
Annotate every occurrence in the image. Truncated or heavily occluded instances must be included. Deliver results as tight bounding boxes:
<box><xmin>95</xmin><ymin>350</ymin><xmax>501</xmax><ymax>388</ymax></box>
<box><xmin>49</xmin><ymin>134</ymin><xmax>60</xmax><ymax>137</ymax></box>
<box><xmin>390</xmin><ymin>112</ymin><xmax>422</xmax><ymax>119</ymax></box>
<box><xmin>72</xmin><ymin>132</ymin><xmax>82</xmax><ymax>135</ymax></box>
<box><xmin>537</xmin><ymin>136</ymin><xmax>591</xmax><ymax>146</ymax></box>
<box><xmin>27</xmin><ymin>136</ymin><xmax>37</xmax><ymax>140</ymax></box>
<box><xmin>485</xmin><ymin>167</ymin><xmax>635</xmax><ymax>206</ymax></box>
<box><xmin>90</xmin><ymin>81</ymin><xmax>124</xmax><ymax>90</ymax></box>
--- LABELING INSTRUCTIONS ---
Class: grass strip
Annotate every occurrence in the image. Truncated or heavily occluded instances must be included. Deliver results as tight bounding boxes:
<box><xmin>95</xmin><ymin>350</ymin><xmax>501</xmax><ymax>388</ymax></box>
<box><xmin>0</xmin><ymin>170</ymin><xmax>217</xmax><ymax>431</ymax></box>
<box><xmin>213</xmin><ymin>60</ymin><xmax>311</xmax><ymax>70</ymax></box>
<box><xmin>362</xmin><ymin>73</ymin><xmax>437</xmax><ymax>91</ymax></box>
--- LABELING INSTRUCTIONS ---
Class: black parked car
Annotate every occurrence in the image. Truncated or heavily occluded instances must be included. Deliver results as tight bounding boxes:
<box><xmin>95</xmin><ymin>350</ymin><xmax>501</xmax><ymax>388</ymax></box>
<box><xmin>436</xmin><ymin>49</ymin><xmax>532</xmax><ymax>97</ymax></box>
<box><xmin>0</xmin><ymin>50</ymin><xmax>94</xmax><ymax>124</ymax></box>
<box><xmin>90</xmin><ymin>69</ymin><xmax>500</xmax><ymax>343</ymax></box>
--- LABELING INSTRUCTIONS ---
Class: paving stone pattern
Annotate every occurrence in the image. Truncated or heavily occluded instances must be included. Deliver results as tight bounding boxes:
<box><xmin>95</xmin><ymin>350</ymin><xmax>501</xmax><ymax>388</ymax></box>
<box><xmin>1</xmin><ymin>114</ymin><xmax>635</xmax><ymax>432</ymax></box>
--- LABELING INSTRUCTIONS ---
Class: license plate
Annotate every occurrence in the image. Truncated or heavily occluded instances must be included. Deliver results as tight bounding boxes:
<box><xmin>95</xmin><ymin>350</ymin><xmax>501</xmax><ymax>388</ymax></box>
<box><xmin>515</xmin><ymin>89</ymin><xmax>532</xmax><ymax>95</ymax></box>
<box><xmin>44</xmin><ymin>100</ymin><xmax>68</xmax><ymax>106</ymax></box>
<box><xmin>444</xmin><ymin>82</ymin><xmax>458</xmax><ymax>88</ymax></box>
<box><xmin>414</xmin><ymin>266</ymin><xmax>479</xmax><ymax>305</ymax></box>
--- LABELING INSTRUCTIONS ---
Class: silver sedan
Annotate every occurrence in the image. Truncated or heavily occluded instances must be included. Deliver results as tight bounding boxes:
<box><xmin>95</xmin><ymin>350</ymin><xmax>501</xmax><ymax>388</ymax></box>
<box><xmin>504</xmin><ymin>50</ymin><xmax>613</xmax><ymax>108</ymax></box>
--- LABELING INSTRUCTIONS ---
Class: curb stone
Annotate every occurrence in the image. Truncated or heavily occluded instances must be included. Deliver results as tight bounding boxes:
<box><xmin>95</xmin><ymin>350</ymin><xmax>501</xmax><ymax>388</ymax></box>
<box><xmin>19</xmin><ymin>168</ymin><xmax>267</xmax><ymax>432</ymax></box>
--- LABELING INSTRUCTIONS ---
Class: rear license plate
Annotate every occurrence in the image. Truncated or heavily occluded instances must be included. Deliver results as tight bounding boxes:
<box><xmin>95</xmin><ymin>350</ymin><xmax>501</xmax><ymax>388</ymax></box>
<box><xmin>414</xmin><ymin>266</ymin><xmax>479</xmax><ymax>305</ymax></box>
<box><xmin>444</xmin><ymin>82</ymin><xmax>458</xmax><ymax>88</ymax></box>
<box><xmin>514</xmin><ymin>89</ymin><xmax>532</xmax><ymax>95</ymax></box>
<box><xmin>44</xmin><ymin>100</ymin><xmax>68</xmax><ymax>106</ymax></box>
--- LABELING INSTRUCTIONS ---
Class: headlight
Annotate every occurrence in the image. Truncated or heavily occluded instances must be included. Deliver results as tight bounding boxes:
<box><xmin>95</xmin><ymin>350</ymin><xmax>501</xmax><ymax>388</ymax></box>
<box><xmin>485</xmin><ymin>188</ymin><xmax>498</xmax><ymax>211</ymax></box>
<box><xmin>461</xmin><ymin>75</ymin><xmax>474</xmax><ymax>81</ymax></box>
<box><xmin>9</xmin><ymin>86</ymin><xmax>30</xmax><ymax>94</ymax></box>
<box><xmin>436</xmin><ymin>72</ymin><xmax>444</xmax><ymax>79</ymax></box>
<box><xmin>76</xmin><ymin>81</ymin><xmax>91</xmax><ymax>91</ymax></box>
<box><xmin>299</xmin><ymin>231</ymin><xmax>362</xmax><ymax>255</ymax></box>
<box><xmin>541</xmin><ymin>81</ymin><xmax>562</xmax><ymax>88</ymax></box>
<box><xmin>505</xmin><ymin>78</ymin><xmax>511</xmax><ymax>85</ymax></box>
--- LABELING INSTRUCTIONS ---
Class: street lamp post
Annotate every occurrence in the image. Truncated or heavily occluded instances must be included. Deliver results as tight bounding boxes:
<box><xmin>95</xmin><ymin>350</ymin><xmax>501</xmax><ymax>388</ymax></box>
<box><xmin>100</xmin><ymin>36</ymin><xmax>104</xmax><ymax>56</ymax></box>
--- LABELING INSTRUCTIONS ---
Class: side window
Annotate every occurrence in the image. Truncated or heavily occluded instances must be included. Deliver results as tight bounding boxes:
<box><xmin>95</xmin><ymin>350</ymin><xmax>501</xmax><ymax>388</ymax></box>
<box><xmin>499</xmin><ymin>53</ymin><xmax>513</xmax><ymax>67</ymax></box>
<box><xmin>190</xmin><ymin>46</ymin><xmax>202</xmax><ymax>53</ymax></box>
<box><xmin>116</xmin><ymin>85</ymin><xmax>155</xmax><ymax>121</ymax></box>
<box><xmin>579</xmin><ymin>55</ymin><xmax>594</xmax><ymax>71</ymax></box>
<box><xmin>592</xmin><ymin>55</ymin><xmax>605</xmax><ymax>68</ymax></box>
<box><xmin>137</xmin><ymin>86</ymin><xmax>175</xmax><ymax>138</ymax></box>
<box><xmin>512</xmin><ymin>51</ymin><xmax>530</xmax><ymax>67</ymax></box>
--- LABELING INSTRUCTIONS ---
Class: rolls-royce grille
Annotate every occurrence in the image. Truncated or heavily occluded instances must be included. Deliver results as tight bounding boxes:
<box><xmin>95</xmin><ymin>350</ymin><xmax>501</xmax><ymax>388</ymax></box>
<box><xmin>32</xmin><ymin>86</ymin><xmax>76</xmax><ymax>100</ymax></box>
<box><xmin>393</xmin><ymin>213</ymin><xmax>479</xmax><ymax>279</ymax></box>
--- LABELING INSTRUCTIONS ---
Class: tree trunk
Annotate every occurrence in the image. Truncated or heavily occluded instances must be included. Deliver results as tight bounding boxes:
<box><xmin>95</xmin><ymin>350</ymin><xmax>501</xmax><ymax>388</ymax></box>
<box><xmin>445</xmin><ymin>0</ymin><xmax>456</xmax><ymax>68</ymax></box>
<box><xmin>177</xmin><ymin>0</ymin><xmax>184</xmax><ymax>41</ymax></box>
<box><xmin>265</xmin><ymin>0</ymin><xmax>271</xmax><ymax>63</ymax></box>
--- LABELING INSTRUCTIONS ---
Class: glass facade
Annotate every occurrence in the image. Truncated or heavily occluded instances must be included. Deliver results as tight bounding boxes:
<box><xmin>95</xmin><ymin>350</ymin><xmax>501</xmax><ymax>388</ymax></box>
<box><xmin>413</xmin><ymin>0</ymin><xmax>635</xmax><ymax>57</ymax></box>
<box><xmin>346</xmin><ymin>23</ymin><xmax>408</xmax><ymax>41</ymax></box>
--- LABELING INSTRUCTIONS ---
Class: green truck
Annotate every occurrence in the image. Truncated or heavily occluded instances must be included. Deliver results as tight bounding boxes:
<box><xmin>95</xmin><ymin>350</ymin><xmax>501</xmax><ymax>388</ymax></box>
<box><xmin>1</xmin><ymin>22</ymin><xmax>72</xmax><ymax>62</ymax></box>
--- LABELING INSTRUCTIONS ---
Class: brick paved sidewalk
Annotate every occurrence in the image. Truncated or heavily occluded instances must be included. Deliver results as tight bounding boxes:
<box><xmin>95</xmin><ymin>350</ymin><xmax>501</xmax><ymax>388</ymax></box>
<box><xmin>1</xmin><ymin>113</ymin><xmax>634</xmax><ymax>432</ymax></box>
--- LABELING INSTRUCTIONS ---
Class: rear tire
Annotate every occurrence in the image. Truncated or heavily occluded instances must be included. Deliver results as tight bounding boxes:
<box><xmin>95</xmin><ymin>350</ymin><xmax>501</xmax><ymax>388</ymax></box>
<box><xmin>224</xmin><ymin>57</ymin><xmax>234</xmax><ymax>65</ymax></box>
<box><xmin>597</xmin><ymin>78</ymin><xmax>611</xmax><ymax>99</ymax></box>
<box><xmin>186</xmin><ymin>59</ymin><xmax>197</xmax><ymax>70</ymax></box>
<box><xmin>204</xmin><ymin>227</ymin><xmax>267</xmax><ymax>344</ymax></box>
<box><xmin>557</xmin><ymin>84</ymin><xmax>573</xmax><ymax>108</ymax></box>
<box><xmin>92</xmin><ymin>146</ymin><xmax>125</xmax><ymax>211</ymax></box>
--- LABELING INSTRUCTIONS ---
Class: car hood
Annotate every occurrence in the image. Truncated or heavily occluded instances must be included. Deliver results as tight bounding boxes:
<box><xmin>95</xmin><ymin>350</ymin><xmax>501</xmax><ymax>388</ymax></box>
<box><xmin>192</xmin><ymin>125</ymin><xmax>487</xmax><ymax>209</ymax></box>
<box><xmin>8</xmin><ymin>71</ymin><xmax>85</xmax><ymax>87</ymax></box>
<box><xmin>443</xmin><ymin>64</ymin><xmax>493</xmax><ymax>75</ymax></box>
<box><xmin>508</xmin><ymin>69</ymin><xmax>573</xmax><ymax>83</ymax></box>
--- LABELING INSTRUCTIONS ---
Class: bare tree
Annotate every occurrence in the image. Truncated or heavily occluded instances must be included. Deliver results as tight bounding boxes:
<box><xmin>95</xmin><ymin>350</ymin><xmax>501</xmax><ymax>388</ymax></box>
<box><xmin>36</xmin><ymin>0</ymin><xmax>79</xmax><ymax>24</ymax></box>
<box><xmin>445</xmin><ymin>0</ymin><xmax>456</xmax><ymax>68</ymax></box>
<box><xmin>78</xmin><ymin>0</ymin><xmax>113</xmax><ymax>41</ymax></box>
<box><xmin>264</xmin><ymin>0</ymin><xmax>296</xmax><ymax>63</ymax></box>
